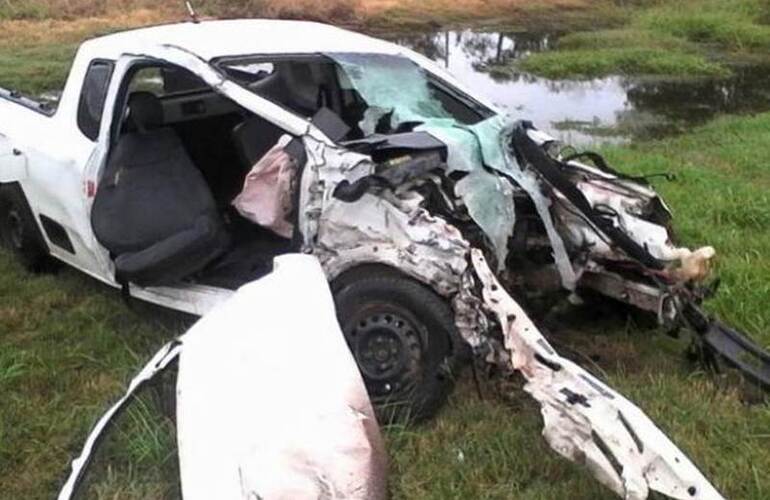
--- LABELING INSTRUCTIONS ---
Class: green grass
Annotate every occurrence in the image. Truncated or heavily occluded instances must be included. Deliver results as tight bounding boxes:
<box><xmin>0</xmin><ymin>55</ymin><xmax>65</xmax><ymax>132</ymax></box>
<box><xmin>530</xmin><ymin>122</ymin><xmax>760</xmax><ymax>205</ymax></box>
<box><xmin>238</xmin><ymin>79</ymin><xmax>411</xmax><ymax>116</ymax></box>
<box><xmin>0</xmin><ymin>12</ymin><xmax>169</xmax><ymax>95</ymax></box>
<box><xmin>1</xmin><ymin>110</ymin><xmax>770</xmax><ymax>498</ymax></box>
<box><xmin>0</xmin><ymin>1</ymin><xmax>769</xmax><ymax>497</ymax></box>
<box><xmin>516</xmin><ymin>46</ymin><xmax>729</xmax><ymax>79</ymax></box>
<box><xmin>0</xmin><ymin>43</ymin><xmax>78</xmax><ymax>94</ymax></box>
<box><xmin>0</xmin><ymin>2</ymin><xmax>50</xmax><ymax>20</ymax></box>
<box><xmin>638</xmin><ymin>0</ymin><xmax>770</xmax><ymax>49</ymax></box>
<box><xmin>0</xmin><ymin>256</ymin><xmax>187</xmax><ymax>498</ymax></box>
<box><xmin>515</xmin><ymin>27</ymin><xmax>730</xmax><ymax>79</ymax></box>
<box><xmin>601</xmin><ymin>113</ymin><xmax>770</xmax><ymax>340</ymax></box>
<box><xmin>0</xmin><ymin>0</ymin><xmax>619</xmax><ymax>35</ymax></box>
<box><xmin>515</xmin><ymin>0</ymin><xmax>770</xmax><ymax>79</ymax></box>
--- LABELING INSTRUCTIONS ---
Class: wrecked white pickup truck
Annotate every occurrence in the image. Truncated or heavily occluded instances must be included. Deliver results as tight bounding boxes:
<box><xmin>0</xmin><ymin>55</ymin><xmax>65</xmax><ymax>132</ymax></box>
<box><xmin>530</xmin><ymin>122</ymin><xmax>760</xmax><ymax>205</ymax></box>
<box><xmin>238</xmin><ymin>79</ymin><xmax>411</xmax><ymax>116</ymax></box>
<box><xmin>0</xmin><ymin>19</ymin><xmax>767</xmax><ymax>499</ymax></box>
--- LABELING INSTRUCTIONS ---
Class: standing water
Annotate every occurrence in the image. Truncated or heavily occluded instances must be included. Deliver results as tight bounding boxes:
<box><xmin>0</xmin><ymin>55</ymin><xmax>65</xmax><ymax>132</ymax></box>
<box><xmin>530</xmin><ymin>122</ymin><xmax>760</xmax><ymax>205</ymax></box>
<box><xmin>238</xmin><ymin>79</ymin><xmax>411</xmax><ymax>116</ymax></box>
<box><xmin>390</xmin><ymin>30</ymin><xmax>770</xmax><ymax>145</ymax></box>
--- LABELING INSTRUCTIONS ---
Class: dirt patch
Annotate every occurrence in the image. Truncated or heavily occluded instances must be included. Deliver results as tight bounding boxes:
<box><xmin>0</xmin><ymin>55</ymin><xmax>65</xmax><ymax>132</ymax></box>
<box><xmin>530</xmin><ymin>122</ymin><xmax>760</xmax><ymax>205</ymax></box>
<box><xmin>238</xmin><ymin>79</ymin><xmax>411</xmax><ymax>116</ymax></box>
<box><xmin>0</xmin><ymin>0</ymin><xmax>604</xmax><ymax>36</ymax></box>
<box><xmin>0</xmin><ymin>9</ymin><xmax>169</xmax><ymax>47</ymax></box>
<box><xmin>536</xmin><ymin>298</ymin><xmax>661</xmax><ymax>376</ymax></box>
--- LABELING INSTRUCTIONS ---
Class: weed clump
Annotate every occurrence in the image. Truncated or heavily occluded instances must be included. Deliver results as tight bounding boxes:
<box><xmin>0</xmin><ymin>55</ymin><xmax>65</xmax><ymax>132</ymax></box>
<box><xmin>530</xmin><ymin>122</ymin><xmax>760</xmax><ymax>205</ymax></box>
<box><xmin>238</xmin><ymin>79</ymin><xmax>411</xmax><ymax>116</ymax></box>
<box><xmin>639</xmin><ymin>0</ymin><xmax>770</xmax><ymax>49</ymax></box>
<box><xmin>517</xmin><ymin>47</ymin><xmax>729</xmax><ymax>79</ymax></box>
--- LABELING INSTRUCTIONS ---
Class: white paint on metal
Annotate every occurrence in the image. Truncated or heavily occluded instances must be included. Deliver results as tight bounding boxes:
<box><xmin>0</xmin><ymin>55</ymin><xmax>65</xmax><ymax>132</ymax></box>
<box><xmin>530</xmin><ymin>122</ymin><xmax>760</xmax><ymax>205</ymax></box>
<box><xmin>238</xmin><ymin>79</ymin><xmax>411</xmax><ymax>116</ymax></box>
<box><xmin>469</xmin><ymin>249</ymin><xmax>723</xmax><ymax>500</ymax></box>
<box><xmin>58</xmin><ymin>255</ymin><xmax>387</xmax><ymax>500</ymax></box>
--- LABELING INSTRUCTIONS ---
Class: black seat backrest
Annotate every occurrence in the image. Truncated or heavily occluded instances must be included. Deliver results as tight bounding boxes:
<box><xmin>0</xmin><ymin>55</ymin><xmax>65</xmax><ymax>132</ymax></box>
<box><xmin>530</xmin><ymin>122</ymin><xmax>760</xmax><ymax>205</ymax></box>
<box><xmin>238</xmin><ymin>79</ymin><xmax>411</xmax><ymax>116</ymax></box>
<box><xmin>127</xmin><ymin>91</ymin><xmax>164</xmax><ymax>131</ymax></box>
<box><xmin>248</xmin><ymin>62</ymin><xmax>319</xmax><ymax>117</ymax></box>
<box><xmin>92</xmin><ymin>92</ymin><xmax>225</xmax><ymax>258</ymax></box>
<box><xmin>231</xmin><ymin>115</ymin><xmax>286</xmax><ymax>170</ymax></box>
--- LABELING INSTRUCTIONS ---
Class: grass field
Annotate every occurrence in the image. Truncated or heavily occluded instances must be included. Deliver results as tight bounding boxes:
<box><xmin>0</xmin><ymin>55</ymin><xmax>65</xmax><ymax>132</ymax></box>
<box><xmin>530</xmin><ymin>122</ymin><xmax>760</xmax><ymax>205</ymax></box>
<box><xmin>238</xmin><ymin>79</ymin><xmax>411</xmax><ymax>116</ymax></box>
<box><xmin>2</xmin><ymin>102</ymin><xmax>770</xmax><ymax>500</ymax></box>
<box><xmin>3</xmin><ymin>1</ymin><xmax>768</xmax><ymax>94</ymax></box>
<box><xmin>1</xmin><ymin>0</ymin><xmax>770</xmax><ymax>498</ymax></box>
<box><xmin>0</xmin><ymin>0</ymin><xmax>610</xmax><ymax>94</ymax></box>
<box><xmin>0</xmin><ymin>0</ymin><xmax>604</xmax><ymax>24</ymax></box>
<box><xmin>517</xmin><ymin>0</ymin><xmax>770</xmax><ymax>78</ymax></box>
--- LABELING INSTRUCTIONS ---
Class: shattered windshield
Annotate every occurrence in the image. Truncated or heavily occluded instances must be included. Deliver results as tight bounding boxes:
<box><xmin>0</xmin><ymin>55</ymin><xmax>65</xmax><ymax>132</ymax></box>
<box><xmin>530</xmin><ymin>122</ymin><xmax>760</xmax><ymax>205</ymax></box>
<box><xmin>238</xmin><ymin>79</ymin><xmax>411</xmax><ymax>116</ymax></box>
<box><xmin>216</xmin><ymin>52</ymin><xmax>510</xmax><ymax>172</ymax></box>
<box><xmin>216</xmin><ymin>52</ymin><xmax>495</xmax><ymax>136</ymax></box>
<box><xmin>325</xmin><ymin>52</ymin><xmax>510</xmax><ymax>174</ymax></box>
<box><xmin>328</xmin><ymin>52</ymin><xmax>494</xmax><ymax>135</ymax></box>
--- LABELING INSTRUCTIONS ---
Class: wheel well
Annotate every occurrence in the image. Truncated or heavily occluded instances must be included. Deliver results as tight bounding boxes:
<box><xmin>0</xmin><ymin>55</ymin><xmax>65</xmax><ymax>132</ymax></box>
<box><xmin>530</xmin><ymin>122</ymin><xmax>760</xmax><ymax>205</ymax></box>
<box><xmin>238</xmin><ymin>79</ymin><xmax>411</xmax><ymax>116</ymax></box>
<box><xmin>0</xmin><ymin>181</ymin><xmax>59</xmax><ymax>272</ymax></box>
<box><xmin>331</xmin><ymin>263</ymin><xmax>427</xmax><ymax>294</ymax></box>
<box><xmin>0</xmin><ymin>182</ymin><xmax>43</xmax><ymax>236</ymax></box>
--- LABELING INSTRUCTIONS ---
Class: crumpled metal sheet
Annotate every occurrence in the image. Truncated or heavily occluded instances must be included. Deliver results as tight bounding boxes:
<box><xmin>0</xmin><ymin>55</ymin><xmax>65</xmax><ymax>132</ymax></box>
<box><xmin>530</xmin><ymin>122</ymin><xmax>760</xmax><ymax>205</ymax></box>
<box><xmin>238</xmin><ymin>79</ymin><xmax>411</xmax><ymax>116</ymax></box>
<box><xmin>467</xmin><ymin>117</ymin><xmax>580</xmax><ymax>289</ymax></box>
<box><xmin>59</xmin><ymin>255</ymin><xmax>387</xmax><ymax>500</ymax></box>
<box><xmin>316</xmin><ymin>191</ymin><xmax>469</xmax><ymax>297</ymax></box>
<box><xmin>300</xmin><ymin>135</ymin><xmax>469</xmax><ymax>296</ymax></box>
<box><xmin>494</xmin><ymin>164</ymin><xmax>578</xmax><ymax>290</ymax></box>
<box><xmin>557</xmin><ymin>177</ymin><xmax>717</xmax><ymax>282</ymax></box>
<box><xmin>468</xmin><ymin>249</ymin><xmax>723</xmax><ymax>500</ymax></box>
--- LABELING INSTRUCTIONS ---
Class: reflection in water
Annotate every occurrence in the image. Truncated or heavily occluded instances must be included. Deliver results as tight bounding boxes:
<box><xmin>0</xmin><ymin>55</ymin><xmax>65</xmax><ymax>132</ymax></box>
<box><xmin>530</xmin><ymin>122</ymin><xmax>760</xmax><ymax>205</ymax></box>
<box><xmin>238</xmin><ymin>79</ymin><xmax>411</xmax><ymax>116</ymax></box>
<box><xmin>389</xmin><ymin>30</ymin><xmax>770</xmax><ymax>145</ymax></box>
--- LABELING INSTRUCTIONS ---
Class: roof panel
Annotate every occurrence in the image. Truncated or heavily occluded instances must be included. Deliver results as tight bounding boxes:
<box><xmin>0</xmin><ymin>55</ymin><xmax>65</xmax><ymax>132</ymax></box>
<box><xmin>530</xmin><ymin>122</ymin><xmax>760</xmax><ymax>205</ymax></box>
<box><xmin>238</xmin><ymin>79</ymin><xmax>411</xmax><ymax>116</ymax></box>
<box><xmin>81</xmin><ymin>19</ymin><xmax>401</xmax><ymax>60</ymax></box>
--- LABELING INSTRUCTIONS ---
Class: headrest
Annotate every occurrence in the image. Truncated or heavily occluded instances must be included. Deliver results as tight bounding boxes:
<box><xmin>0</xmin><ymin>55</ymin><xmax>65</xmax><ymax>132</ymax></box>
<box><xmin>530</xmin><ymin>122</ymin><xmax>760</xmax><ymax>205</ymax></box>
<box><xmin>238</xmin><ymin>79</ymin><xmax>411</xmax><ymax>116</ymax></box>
<box><xmin>127</xmin><ymin>92</ymin><xmax>164</xmax><ymax>131</ymax></box>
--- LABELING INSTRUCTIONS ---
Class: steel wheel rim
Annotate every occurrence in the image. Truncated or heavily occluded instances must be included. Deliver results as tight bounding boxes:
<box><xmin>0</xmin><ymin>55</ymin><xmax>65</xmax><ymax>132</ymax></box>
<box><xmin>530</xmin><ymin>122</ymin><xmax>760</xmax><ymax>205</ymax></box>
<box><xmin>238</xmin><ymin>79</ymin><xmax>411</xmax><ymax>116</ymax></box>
<box><xmin>347</xmin><ymin>308</ymin><xmax>424</xmax><ymax>397</ymax></box>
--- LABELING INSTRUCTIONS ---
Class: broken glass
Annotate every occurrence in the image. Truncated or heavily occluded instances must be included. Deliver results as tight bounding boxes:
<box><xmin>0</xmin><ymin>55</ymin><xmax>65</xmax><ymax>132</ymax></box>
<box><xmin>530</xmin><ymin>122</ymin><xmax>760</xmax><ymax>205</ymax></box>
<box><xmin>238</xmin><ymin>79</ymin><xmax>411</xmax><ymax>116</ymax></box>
<box><xmin>328</xmin><ymin>53</ymin><xmax>522</xmax><ymax>263</ymax></box>
<box><xmin>330</xmin><ymin>52</ymin><xmax>454</xmax><ymax>128</ymax></box>
<box><xmin>454</xmin><ymin>169</ymin><xmax>516</xmax><ymax>270</ymax></box>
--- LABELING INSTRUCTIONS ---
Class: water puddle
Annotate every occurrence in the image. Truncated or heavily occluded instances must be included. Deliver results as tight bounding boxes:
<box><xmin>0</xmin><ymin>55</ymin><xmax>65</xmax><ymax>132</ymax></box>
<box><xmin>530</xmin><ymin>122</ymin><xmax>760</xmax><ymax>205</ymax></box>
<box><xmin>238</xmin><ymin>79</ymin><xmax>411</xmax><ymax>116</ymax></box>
<box><xmin>390</xmin><ymin>30</ymin><xmax>770</xmax><ymax>145</ymax></box>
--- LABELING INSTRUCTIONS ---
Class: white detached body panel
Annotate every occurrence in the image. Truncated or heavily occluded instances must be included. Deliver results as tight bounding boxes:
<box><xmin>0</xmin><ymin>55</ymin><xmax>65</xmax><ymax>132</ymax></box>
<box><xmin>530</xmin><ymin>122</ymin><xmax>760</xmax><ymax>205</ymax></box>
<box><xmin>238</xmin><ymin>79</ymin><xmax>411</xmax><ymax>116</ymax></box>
<box><xmin>176</xmin><ymin>255</ymin><xmax>387</xmax><ymax>499</ymax></box>
<box><xmin>58</xmin><ymin>255</ymin><xmax>388</xmax><ymax>500</ymax></box>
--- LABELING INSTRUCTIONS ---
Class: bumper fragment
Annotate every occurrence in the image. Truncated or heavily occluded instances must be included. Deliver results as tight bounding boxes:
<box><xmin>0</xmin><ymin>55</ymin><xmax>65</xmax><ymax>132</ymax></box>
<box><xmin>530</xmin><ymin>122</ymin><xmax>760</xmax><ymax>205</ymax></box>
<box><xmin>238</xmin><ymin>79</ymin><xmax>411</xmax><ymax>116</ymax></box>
<box><xmin>470</xmin><ymin>249</ymin><xmax>723</xmax><ymax>500</ymax></box>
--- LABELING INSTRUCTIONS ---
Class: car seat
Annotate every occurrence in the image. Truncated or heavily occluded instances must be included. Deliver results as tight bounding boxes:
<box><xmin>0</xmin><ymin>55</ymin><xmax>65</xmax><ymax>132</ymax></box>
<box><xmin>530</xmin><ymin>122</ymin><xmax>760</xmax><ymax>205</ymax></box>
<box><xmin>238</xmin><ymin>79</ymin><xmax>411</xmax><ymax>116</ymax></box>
<box><xmin>91</xmin><ymin>92</ymin><xmax>230</xmax><ymax>286</ymax></box>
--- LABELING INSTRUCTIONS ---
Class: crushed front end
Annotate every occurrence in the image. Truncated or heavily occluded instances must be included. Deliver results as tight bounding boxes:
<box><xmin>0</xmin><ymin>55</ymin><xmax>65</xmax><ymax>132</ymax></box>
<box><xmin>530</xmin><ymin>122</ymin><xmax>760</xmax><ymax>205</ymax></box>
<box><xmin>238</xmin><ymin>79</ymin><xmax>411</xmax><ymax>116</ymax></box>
<box><xmin>500</xmin><ymin>120</ymin><xmax>769</xmax><ymax>391</ymax></box>
<box><xmin>294</xmin><ymin>103</ymin><xmax>770</xmax><ymax>497</ymax></box>
<box><xmin>282</xmin><ymin>50</ymin><xmax>770</xmax><ymax>499</ymax></box>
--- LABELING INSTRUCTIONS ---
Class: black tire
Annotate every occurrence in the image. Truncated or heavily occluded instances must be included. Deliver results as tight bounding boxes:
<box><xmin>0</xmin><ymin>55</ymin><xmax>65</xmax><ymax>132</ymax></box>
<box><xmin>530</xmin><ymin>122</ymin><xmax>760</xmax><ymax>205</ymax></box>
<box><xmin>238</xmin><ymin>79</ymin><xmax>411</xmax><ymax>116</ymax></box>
<box><xmin>332</xmin><ymin>265</ymin><xmax>468</xmax><ymax>425</ymax></box>
<box><xmin>0</xmin><ymin>184</ymin><xmax>59</xmax><ymax>273</ymax></box>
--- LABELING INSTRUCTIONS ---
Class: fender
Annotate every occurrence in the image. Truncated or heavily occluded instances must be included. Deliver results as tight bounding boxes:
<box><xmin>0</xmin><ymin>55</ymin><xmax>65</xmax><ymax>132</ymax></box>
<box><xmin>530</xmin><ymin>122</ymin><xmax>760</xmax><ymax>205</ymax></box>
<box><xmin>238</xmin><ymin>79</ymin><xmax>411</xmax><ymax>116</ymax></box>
<box><xmin>0</xmin><ymin>134</ymin><xmax>29</xmax><ymax>183</ymax></box>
